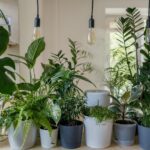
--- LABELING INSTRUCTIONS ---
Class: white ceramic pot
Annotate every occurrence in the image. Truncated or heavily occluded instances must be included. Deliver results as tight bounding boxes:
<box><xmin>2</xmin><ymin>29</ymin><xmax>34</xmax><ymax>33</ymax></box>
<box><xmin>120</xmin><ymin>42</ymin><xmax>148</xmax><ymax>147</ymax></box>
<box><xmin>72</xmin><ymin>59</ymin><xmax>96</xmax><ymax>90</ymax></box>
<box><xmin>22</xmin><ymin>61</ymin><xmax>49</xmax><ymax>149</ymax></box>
<box><xmin>85</xmin><ymin>90</ymin><xmax>110</xmax><ymax>107</ymax></box>
<box><xmin>84</xmin><ymin>116</ymin><xmax>113</xmax><ymax>148</ymax></box>
<box><xmin>40</xmin><ymin>128</ymin><xmax>58</xmax><ymax>149</ymax></box>
<box><xmin>8</xmin><ymin>121</ymin><xmax>37</xmax><ymax>150</ymax></box>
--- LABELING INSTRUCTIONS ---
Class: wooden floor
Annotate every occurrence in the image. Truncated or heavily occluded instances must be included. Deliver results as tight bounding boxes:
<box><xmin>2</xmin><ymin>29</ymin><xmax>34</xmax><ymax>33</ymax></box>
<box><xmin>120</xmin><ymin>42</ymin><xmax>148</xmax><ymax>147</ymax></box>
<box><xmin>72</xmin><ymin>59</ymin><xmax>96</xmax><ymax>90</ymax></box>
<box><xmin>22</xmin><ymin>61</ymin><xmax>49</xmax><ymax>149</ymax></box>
<box><xmin>0</xmin><ymin>139</ymin><xmax>141</xmax><ymax>150</ymax></box>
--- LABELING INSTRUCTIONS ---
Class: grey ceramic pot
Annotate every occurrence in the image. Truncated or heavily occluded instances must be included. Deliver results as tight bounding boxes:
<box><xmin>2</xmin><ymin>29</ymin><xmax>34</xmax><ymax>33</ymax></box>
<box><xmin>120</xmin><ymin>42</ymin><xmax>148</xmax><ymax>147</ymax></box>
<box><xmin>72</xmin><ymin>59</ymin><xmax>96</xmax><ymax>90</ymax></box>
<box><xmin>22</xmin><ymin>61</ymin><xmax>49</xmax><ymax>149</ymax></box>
<box><xmin>114</xmin><ymin>120</ymin><xmax>136</xmax><ymax>146</ymax></box>
<box><xmin>60</xmin><ymin>121</ymin><xmax>83</xmax><ymax>149</ymax></box>
<box><xmin>138</xmin><ymin>125</ymin><xmax>150</xmax><ymax>150</ymax></box>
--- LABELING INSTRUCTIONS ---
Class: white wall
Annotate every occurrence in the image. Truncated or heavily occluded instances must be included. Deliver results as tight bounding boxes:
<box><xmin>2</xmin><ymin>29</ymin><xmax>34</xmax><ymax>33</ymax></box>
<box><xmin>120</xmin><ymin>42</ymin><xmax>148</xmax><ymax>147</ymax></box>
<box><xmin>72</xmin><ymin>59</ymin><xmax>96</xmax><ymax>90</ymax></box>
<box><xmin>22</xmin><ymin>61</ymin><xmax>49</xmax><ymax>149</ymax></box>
<box><xmin>18</xmin><ymin>0</ymin><xmax>149</xmax><ymax>89</ymax></box>
<box><xmin>0</xmin><ymin>0</ymin><xmax>19</xmax><ymax>43</ymax></box>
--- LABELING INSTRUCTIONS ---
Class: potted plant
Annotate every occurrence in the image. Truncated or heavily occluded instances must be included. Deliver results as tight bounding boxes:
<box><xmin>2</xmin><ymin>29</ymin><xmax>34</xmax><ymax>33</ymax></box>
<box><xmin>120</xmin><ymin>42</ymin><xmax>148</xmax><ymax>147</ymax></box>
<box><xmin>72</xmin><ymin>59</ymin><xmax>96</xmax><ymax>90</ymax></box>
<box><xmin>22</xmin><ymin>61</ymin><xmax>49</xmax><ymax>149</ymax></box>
<box><xmin>137</xmin><ymin>43</ymin><xmax>150</xmax><ymax>150</ymax></box>
<box><xmin>41</xmin><ymin>39</ymin><xmax>95</xmax><ymax>149</ymax></box>
<box><xmin>83</xmin><ymin>106</ymin><xmax>114</xmax><ymax>148</ymax></box>
<box><xmin>0</xmin><ymin>36</ymin><xmax>46</xmax><ymax>149</ymax></box>
<box><xmin>109</xmin><ymin>89</ymin><xmax>141</xmax><ymax>146</ymax></box>
<box><xmin>39</xmin><ymin>99</ymin><xmax>61</xmax><ymax>149</ymax></box>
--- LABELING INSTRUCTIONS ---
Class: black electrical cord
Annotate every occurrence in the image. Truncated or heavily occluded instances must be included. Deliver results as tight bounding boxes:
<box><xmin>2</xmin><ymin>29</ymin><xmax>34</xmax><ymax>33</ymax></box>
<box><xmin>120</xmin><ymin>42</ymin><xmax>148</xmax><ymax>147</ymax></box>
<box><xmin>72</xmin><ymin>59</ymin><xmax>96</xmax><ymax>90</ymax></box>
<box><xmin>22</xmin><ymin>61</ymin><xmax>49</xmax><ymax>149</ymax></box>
<box><xmin>91</xmin><ymin>0</ymin><xmax>94</xmax><ymax>18</ymax></box>
<box><xmin>37</xmin><ymin>0</ymin><xmax>39</xmax><ymax>17</ymax></box>
<box><xmin>89</xmin><ymin>0</ymin><xmax>95</xmax><ymax>28</ymax></box>
<box><xmin>34</xmin><ymin>0</ymin><xmax>40</xmax><ymax>27</ymax></box>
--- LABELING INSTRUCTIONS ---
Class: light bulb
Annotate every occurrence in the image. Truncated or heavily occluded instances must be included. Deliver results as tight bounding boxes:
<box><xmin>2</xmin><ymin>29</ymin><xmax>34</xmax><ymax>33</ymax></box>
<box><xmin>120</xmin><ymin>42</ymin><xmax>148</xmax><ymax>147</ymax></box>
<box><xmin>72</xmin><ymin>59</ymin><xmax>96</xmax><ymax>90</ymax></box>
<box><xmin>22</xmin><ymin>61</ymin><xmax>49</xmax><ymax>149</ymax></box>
<box><xmin>33</xmin><ymin>27</ymin><xmax>41</xmax><ymax>40</ymax></box>
<box><xmin>146</xmin><ymin>27</ymin><xmax>150</xmax><ymax>44</ymax></box>
<box><xmin>88</xmin><ymin>28</ymin><xmax>96</xmax><ymax>45</ymax></box>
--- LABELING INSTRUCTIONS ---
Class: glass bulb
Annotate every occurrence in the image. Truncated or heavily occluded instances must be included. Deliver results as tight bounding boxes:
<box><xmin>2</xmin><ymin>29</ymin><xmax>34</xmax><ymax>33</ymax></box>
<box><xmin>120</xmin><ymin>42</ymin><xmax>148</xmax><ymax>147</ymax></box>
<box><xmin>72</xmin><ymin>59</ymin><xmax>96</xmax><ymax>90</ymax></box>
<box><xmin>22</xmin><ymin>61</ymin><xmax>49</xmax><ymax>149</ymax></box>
<box><xmin>33</xmin><ymin>27</ymin><xmax>41</xmax><ymax>40</ymax></box>
<box><xmin>88</xmin><ymin>28</ymin><xmax>96</xmax><ymax>45</ymax></box>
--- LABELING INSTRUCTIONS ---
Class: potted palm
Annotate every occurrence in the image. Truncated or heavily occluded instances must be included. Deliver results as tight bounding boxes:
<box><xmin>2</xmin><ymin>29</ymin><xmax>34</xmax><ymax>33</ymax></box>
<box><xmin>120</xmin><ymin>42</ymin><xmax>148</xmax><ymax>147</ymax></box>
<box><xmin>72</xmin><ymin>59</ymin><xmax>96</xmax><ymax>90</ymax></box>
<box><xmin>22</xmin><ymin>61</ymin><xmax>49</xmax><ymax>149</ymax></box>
<box><xmin>83</xmin><ymin>106</ymin><xmax>115</xmax><ymax>148</ymax></box>
<box><xmin>109</xmin><ymin>89</ymin><xmax>141</xmax><ymax>146</ymax></box>
<box><xmin>41</xmin><ymin>39</ymin><xmax>95</xmax><ymax>149</ymax></box>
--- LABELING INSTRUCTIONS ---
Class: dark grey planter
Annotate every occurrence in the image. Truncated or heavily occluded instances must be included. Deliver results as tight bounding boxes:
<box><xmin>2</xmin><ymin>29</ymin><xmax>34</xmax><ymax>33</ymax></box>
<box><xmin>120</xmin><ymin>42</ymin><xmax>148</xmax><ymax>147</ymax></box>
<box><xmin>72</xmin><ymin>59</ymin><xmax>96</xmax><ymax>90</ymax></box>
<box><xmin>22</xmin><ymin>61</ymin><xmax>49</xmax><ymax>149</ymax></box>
<box><xmin>138</xmin><ymin>125</ymin><xmax>150</xmax><ymax>150</ymax></box>
<box><xmin>60</xmin><ymin>121</ymin><xmax>83</xmax><ymax>149</ymax></box>
<box><xmin>114</xmin><ymin>120</ymin><xmax>136</xmax><ymax>146</ymax></box>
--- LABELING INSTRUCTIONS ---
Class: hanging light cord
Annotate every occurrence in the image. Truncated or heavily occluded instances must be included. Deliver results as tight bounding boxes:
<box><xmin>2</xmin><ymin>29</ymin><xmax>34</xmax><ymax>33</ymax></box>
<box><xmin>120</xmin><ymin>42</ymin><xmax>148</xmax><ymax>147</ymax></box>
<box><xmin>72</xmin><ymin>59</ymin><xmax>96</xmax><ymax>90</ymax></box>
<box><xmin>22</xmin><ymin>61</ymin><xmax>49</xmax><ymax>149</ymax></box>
<box><xmin>148</xmin><ymin>0</ymin><xmax>150</xmax><ymax>16</ymax></box>
<box><xmin>36</xmin><ymin>0</ymin><xmax>39</xmax><ymax>17</ymax></box>
<box><xmin>91</xmin><ymin>0</ymin><xmax>94</xmax><ymax>18</ymax></box>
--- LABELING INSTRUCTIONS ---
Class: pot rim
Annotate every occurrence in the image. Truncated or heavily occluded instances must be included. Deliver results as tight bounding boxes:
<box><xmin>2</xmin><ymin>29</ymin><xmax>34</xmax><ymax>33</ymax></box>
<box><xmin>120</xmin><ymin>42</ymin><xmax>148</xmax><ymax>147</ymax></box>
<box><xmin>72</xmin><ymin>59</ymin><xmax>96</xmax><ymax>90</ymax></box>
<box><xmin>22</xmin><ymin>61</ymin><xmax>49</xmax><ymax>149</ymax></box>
<box><xmin>85</xmin><ymin>90</ymin><xmax>109</xmax><ymax>94</ymax></box>
<box><xmin>138</xmin><ymin>124</ymin><xmax>150</xmax><ymax>129</ymax></box>
<box><xmin>60</xmin><ymin>120</ymin><xmax>83</xmax><ymax>127</ymax></box>
<box><xmin>84</xmin><ymin>116</ymin><xmax>113</xmax><ymax>123</ymax></box>
<box><xmin>114</xmin><ymin>119</ymin><xmax>137</xmax><ymax>126</ymax></box>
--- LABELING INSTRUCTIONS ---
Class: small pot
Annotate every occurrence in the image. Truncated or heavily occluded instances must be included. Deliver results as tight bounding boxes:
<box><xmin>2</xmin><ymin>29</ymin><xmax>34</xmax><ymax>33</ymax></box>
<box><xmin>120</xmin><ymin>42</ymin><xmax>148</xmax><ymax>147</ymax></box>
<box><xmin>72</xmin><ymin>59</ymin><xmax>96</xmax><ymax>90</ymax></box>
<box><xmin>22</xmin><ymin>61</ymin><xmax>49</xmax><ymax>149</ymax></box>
<box><xmin>60</xmin><ymin>120</ymin><xmax>83</xmax><ymax>149</ymax></box>
<box><xmin>40</xmin><ymin>128</ymin><xmax>58</xmax><ymax>149</ymax></box>
<box><xmin>85</xmin><ymin>90</ymin><xmax>110</xmax><ymax>107</ymax></box>
<box><xmin>114</xmin><ymin>120</ymin><xmax>136</xmax><ymax>146</ymax></box>
<box><xmin>138</xmin><ymin>125</ymin><xmax>150</xmax><ymax>150</ymax></box>
<box><xmin>84</xmin><ymin>116</ymin><xmax>113</xmax><ymax>148</ymax></box>
<box><xmin>8</xmin><ymin>121</ymin><xmax>37</xmax><ymax>150</ymax></box>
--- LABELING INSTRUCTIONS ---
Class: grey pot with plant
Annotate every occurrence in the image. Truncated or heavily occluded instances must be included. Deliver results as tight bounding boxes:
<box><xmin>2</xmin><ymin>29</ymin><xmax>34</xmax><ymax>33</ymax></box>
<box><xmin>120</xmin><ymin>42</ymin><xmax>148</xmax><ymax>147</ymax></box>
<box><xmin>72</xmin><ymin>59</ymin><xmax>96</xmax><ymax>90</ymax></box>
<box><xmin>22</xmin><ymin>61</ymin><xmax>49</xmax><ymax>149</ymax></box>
<box><xmin>41</xmin><ymin>39</ymin><xmax>95</xmax><ymax>149</ymax></box>
<box><xmin>137</xmin><ymin>43</ymin><xmax>150</xmax><ymax>150</ymax></box>
<box><xmin>84</xmin><ymin>106</ymin><xmax>114</xmax><ymax>148</ymax></box>
<box><xmin>109</xmin><ymin>88</ymin><xmax>141</xmax><ymax>146</ymax></box>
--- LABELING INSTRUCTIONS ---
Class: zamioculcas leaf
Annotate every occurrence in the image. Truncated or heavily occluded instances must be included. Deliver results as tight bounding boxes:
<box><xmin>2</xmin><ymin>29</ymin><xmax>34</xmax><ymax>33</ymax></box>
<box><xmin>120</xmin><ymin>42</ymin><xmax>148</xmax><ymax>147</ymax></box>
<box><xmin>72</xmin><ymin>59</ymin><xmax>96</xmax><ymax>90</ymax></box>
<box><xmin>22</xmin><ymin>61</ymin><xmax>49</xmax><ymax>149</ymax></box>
<box><xmin>0</xmin><ymin>26</ymin><xmax>9</xmax><ymax>56</ymax></box>
<box><xmin>25</xmin><ymin>37</ymin><xmax>45</xmax><ymax>68</ymax></box>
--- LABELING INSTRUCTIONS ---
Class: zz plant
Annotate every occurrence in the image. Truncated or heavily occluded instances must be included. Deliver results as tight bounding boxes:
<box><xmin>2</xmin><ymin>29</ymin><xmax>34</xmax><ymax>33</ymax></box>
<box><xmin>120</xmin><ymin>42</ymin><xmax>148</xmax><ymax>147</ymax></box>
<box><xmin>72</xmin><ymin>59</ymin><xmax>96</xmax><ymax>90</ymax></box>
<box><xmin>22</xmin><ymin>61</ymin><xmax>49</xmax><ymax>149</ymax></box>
<box><xmin>106</xmin><ymin>7</ymin><xmax>144</xmax><ymax>97</ymax></box>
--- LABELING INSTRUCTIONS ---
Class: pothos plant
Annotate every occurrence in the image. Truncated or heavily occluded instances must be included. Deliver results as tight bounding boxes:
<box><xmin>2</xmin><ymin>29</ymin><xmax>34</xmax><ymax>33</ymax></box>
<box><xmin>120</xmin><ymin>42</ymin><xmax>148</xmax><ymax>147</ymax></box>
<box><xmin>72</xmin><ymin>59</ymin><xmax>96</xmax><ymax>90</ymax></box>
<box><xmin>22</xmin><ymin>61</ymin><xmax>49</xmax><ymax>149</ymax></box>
<box><xmin>41</xmin><ymin>39</ymin><xmax>95</xmax><ymax>125</ymax></box>
<box><xmin>106</xmin><ymin>7</ymin><xmax>144</xmax><ymax>98</ymax></box>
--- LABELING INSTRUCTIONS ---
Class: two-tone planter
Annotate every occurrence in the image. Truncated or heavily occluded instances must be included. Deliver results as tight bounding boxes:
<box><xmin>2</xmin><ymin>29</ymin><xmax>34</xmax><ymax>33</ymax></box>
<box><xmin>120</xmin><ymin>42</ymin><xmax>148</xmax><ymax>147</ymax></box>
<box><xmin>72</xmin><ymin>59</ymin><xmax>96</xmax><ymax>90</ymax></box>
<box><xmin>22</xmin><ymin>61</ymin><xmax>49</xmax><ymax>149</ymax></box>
<box><xmin>84</xmin><ymin>116</ymin><xmax>113</xmax><ymax>148</ymax></box>
<box><xmin>40</xmin><ymin>128</ymin><xmax>58</xmax><ymax>149</ymax></box>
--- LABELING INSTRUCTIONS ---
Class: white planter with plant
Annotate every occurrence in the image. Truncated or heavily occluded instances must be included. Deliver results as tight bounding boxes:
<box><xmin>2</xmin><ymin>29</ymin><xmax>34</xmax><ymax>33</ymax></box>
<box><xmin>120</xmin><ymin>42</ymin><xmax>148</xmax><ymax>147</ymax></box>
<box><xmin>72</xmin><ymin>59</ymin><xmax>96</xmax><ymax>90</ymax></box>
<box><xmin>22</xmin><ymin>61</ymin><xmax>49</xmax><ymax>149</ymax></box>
<box><xmin>8</xmin><ymin>121</ymin><xmax>37</xmax><ymax>150</ymax></box>
<box><xmin>85</xmin><ymin>90</ymin><xmax>110</xmax><ymax>107</ymax></box>
<box><xmin>40</xmin><ymin>128</ymin><xmax>58</xmax><ymax>149</ymax></box>
<box><xmin>84</xmin><ymin>106</ymin><xmax>114</xmax><ymax>148</ymax></box>
<box><xmin>39</xmin><ymin>101</ymin><xmax>61</xmax><ymax>149</ymax></box>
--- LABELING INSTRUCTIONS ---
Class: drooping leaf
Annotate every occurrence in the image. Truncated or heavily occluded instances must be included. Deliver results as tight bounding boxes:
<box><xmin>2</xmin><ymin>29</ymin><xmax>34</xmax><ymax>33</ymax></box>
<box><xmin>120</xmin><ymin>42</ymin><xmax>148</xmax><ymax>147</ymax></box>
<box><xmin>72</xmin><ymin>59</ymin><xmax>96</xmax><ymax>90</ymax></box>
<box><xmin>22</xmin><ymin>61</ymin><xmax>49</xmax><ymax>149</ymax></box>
<box><xmin>25</xmin><ymin>37</ymin><xmax>45</xmax><ymax>68</ymax></box>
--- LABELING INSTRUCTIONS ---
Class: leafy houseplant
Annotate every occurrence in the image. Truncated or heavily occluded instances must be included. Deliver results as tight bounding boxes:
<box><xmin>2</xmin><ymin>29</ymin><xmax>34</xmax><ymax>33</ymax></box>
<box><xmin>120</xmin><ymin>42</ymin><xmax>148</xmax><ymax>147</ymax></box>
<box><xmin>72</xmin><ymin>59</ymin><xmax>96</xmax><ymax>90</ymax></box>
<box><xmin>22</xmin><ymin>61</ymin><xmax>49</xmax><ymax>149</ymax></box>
<box><xmin>41</xmin><ymin>39</ymin><xmax>94</xmax><ymax>149</ymax></box>
<box><xmin>106</xmin><ymin>7</ymin><xmax>144</xmax><ymax>98</ymax></box>
<box><xmin>138</xmin><ymin>43</ymin><xmax>150</xmax><ymax>150</ymax></box>
<box><xmin>84</xmin><ymin>106</ymin><xmax>115</xmax><ymax>148</ymax></box>
<box><xmin>0</xmin><ymin>37</ymin><xmax>46</xmax><ymax>150</ymax></box>
<box><xmin>109</xmin><ymin>89</ymin><xmax>141</xmax><ymax>146</ymax></box>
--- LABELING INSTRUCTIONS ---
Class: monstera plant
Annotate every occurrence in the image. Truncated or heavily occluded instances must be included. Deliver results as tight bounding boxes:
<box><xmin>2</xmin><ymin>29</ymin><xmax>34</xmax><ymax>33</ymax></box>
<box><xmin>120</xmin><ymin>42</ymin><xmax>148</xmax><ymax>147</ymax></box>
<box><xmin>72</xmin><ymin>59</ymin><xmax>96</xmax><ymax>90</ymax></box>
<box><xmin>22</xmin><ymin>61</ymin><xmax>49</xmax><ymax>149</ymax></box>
<box><xmin>0</xmin><ymin>26</ymin><xmax>16</xmax><ymax>94</ymax></box>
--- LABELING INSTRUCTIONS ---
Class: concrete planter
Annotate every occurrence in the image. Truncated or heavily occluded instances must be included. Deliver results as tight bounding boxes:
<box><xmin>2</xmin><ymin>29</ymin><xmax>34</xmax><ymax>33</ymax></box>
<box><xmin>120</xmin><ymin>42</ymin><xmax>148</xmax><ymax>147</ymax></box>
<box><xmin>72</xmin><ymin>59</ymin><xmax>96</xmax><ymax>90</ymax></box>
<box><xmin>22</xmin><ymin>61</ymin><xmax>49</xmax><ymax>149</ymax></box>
<box><xmin>85</xmin><ymin>90</ymin><xmax>110</xmax><ymax>107</ymax></box>
<box><xmin>84</xmin><ymin>116</ymin><xmax>113</xmax><ymax>148</ymax></box>
<box><xmin>40</xmin><ymin>128</ymin><xmax>58</xmax><ymax>149</ymax></box>
<box><xmin>8</xmin><ymin>122</ymin><xmax>37</xmax><ymax>150</ymax></box>
<box><xmin>138</xmin><ymin>125</ymin><xmax>150</xmax><ymax>150</ymax></box>
<box><xmin>114</xmin><ymin>120</ymin><xmax>136</xmax><ymax>146</ymax></box>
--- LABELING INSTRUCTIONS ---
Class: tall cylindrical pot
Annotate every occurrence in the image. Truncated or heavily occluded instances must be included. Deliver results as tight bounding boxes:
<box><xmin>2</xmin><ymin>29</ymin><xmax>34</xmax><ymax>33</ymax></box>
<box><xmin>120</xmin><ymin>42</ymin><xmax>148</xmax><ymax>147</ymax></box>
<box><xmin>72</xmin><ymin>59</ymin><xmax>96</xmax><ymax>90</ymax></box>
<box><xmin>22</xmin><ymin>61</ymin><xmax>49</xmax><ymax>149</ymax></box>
<box><xmin>60</xmin><ymin>121</ymin><xmax>83</xmax><ymax>149</ymax></box>
<box><xmin>138</xmin><ymin>125</ymin><xmax>150</xmax><ymax>150</ymax></box>
<box><xmin>40</xmin><ymin>128</ymin><xmax>58</xmax><ymax>149</ymax></box>
<box><xmin>84</xmin><ymin>116</ymin><xmax>113</xmax><ymax>148</ymax></box>
<box><xmin>8</xmin><ymin>122</ymin><xmax>37</xmax><ymax>150</ymax></box>
<box><xmin>85</xmin><ymin>90</ymin><xmax>110</xmax><ymax>107</ymax></box>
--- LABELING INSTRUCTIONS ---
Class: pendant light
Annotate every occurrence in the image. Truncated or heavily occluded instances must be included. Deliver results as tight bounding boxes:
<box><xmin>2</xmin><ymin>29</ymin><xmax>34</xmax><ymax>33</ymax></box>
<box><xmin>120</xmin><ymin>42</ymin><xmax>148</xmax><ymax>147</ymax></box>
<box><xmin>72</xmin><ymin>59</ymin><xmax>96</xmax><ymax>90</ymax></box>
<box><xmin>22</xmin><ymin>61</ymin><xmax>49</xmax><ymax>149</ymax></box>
<box><xmin>33</xmin><ymin>0</ymin><xmax>41</xmax><ymax>40</ymax></box>
<box><xmin>146</xmin><ymin>0</ymin><xmax>150</xmax><ymax>44</ymax></box>
<box><xmin>88</xmin><ymin>0</ymin><xmax>96</xmax><ymax>45</ymax></box>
